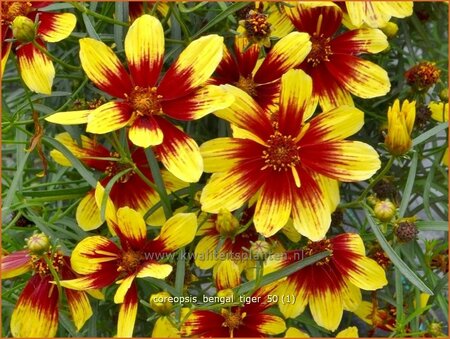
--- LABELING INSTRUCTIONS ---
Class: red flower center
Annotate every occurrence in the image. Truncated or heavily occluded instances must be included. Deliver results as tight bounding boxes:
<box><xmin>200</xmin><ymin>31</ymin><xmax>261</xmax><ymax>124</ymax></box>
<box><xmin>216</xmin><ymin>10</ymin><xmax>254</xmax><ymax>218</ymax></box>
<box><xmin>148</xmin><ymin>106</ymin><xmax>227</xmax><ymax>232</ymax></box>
<box><xmin>1</xmin><ymin>1</ymin><xmax>32</xmax><ymax>24</ymax></box>
<box><xmin>235</xmin><ymin>76</ymin><xmax>257</xmax><ymax>97</ymax></box>
<box><xmin>118</xmin><ymin>250</ymin><xmax>144</xmax><ymax>274</ymax></box>
<box><xmin>128</xmin><ymin>86</ymin><xmax>162</xmax><ymax>117</ymax></box>
<box><xmin>261</xmin><ymin>131</ymin><xmax>300</xmax><ymax>171</ymax></box>
<box><xmin>105</xmin><ymin>156</ymin><xmax>135</xmax><ymax>183</ymax></box>
<box><xmin>31</xmin><ymin>251</ymin><xmax>65</xmax><ymax>276</ymax></box>
<box><xmin>304</xmin><ymin>239</ymin><xmax>333</xmax><ymax>266</ymax></box>
<box><xmin>243</xmin><ymin>10</ymin><xmax>271</xmax><ymax>40</ymax></box>
<box><xmin>307</xmin><ymin>34</ymin><xmax>333</xmax><ymax>67</ymax></box>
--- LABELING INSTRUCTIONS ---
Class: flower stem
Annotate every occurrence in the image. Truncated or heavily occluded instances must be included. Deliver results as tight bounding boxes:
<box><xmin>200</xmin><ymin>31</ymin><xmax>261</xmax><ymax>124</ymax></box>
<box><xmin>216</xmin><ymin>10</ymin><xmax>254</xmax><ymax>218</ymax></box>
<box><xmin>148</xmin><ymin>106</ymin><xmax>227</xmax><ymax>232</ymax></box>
<box><xmin>71</xmin><ymin>2</ymin><xmax>129</xmax><ymax>27</ymax></box>
<box><xmin>32</xmin><ymin>41</ymin><xmax>80</xmax><ymax>71</ymax></box>
<box><xmin>43</xmin><ymin>252</ymin><xmax>63</xmax><ymax>299</ymax></box>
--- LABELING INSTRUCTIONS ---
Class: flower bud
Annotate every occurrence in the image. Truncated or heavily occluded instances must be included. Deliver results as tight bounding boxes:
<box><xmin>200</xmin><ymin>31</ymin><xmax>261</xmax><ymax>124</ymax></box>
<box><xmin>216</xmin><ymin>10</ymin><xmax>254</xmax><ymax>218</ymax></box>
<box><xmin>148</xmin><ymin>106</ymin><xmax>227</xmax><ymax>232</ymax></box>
<box><xmin>249</xmin><ymin>240</ymin><xmax>271</xmax><ymax>260</ymax></box>
<box><xmin>381</xmin><ymin>22</ymin><xmax>399</xmax><ymax>38</ymax></box>
<box><xmin>217</xmin><ymin>209</ymin><xmax>239</xmax><ymax>236</ymax></box>
<box><xmin>374</xmin><ymin>200</ymin><xmax>396</xmax><ymax>222</ymax></box>
<box><xmin>12</xmin><ymin>16</ymin><xmax>36</xmax><ymax>43</ymax></box>
<box><xmin>366</xmin><ymin>195</ymin><xmax>379</xmax><ymax>207</ymax></box>
<box><xmin>427</xmin><ymin>321</ymin><xmax>444</xmax><ymax>337</ymax></box>
<box><xmin>149</xmin><ymin>291</ymin><xmax>173</xmax><ymax>315</ymax></box>
<box><xmin>405</xmin><ymin>61</ymin><xmax>441</xmax><ymax>92</ymax></box>
<box><xmin>395</xmin><ymin>220</ymin><xmax>419</xmax><ymax>242</ymax></box>
<box><xmin>439</xmin><ymin>88</ymin><xmax>448</xmax><ymax>102</ymax></box>
<box><xmin>26</xmin><ymin>233</ymin><xmax>50</xmax><ymax>255</ymax></box>
<box><xmin>385</xmin><ymin>99</ymin><xmax>416</xmax><ymax>156</ymax></box>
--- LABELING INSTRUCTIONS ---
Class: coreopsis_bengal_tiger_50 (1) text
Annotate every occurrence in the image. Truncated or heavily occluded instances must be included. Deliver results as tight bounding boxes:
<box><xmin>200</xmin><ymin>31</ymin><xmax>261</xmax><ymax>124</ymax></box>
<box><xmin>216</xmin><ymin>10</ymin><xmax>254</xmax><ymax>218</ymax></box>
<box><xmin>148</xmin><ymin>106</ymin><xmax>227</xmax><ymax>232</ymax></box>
<box><xmin>46</xmin><ymin>14</ymin><xmax>233</xmax><ymax>183</ymax></box>
<box><xmin>200</xmin><ymin>69</ymin><xmax>381</xmax><ymax>241</ymax></box>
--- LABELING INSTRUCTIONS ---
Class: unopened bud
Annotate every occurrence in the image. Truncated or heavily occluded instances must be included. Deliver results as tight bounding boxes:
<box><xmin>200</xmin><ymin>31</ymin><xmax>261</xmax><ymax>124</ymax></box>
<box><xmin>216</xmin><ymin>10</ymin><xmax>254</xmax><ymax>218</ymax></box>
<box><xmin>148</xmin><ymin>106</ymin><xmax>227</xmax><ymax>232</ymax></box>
<box><xmin>149</xmin><ymin>291</ymin><xmax>173</xmax><ymax>315</ymax></box>
<box><xmin>12</xmin><ymin>16</ymin><xmax>36</xmax><ymax>43</ymax></box>
<box><xmin>217</xmin><ymin>209</ymin><xmax>239</xmax><ymax>236</ymax></box>
<box><xmin>439</xmin><ymin>89</ymin><xmax>448</xmax><ymax>102</ymax></box>
<box><xmin>26</xmin><ymin>233</ymin><xmax>50</xmax><ymax>255</ymax></box>
<box><xmin>367</xmin><ymin>195</ymin><xmax>379</xmax><ymax>207</ymax></box>
<box><xmin>381</xmin><ymin>22</ymin><xmax>399</xmax><ymax>38</ymax></box>
<box><xmin>250</xmin><ymin>240</ymin><xmax>271</xmax><ymax>260</ymax></box>
<box><xmin>374</xmin><ymin>200</ymin><xmax>396</xmax><ymax>222</ymax></box>
<box><xmin>427</xmin><ymin>321</ymin><xmax>444</xmax><ymax>337</ymax></box>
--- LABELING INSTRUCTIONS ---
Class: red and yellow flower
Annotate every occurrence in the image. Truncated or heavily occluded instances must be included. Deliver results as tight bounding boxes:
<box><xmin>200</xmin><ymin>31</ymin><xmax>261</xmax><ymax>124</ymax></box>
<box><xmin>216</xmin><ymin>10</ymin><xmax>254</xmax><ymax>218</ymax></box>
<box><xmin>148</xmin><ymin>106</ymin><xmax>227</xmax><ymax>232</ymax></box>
<box><xmin>59</xmin><ymin>205</ymin><xmax>197</xmax><ymax>337</ymax></box>
<box><xmin>182</xmin><ymin>261</ymin><xmax>286</xmax><ymax>337</ymax></box>
<box><xmin>339</xmin><ymin>1</ymin><xmax>413</xmax><ymax>29</ymax></box>
<box><xmin>213</xmin><ymin>32</ymin><xmax>311</xmax><ymax>112</ymax></box>
<box><xmin>265</xmin><ymin>233</ymin><xmax>388</xmax><ymax>331</ymax></box>
<box><xmin>49</xmin><ymin>132</ymin><xmax>186</xmax><ymax>231</ymax></box>
<box><xmin>285</xmin><ymin>2</ymin><xmax>390</xmax><ymax>110</ymax></box>
<box><xmin>1</xmin><ymin>1</ymin><xmax>76</xmax><ymax>94</ymax></box>
<box><xmin>285</xmin><ymin>325</ymin><xmax>359</xmax><ymax>338</ymax></box>
<box><xmin>200</xmin><ymin>69</ymin><xmax>380</xmax><ymax>240</ymax></box>
<box><xmin>1</xmin><ymin>234</ymin><xmax>97</xmax><ymax>337</ymax></box>
<box><xmin>46</xmin><ymin>14</ymin><xmax>233</xmax><ymax>183</ymax></box>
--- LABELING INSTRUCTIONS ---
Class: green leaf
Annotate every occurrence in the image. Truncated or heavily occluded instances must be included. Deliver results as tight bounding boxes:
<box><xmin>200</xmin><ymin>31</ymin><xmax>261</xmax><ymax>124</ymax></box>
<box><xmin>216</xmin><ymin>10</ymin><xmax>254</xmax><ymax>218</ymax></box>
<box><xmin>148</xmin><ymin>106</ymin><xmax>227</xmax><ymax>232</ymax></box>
<box><xmin>82</xmin><ymin>13</ymin><xmax>101</xmax><ymax>40</ymax></box>
<box><xmin>364</xmin><ymin>209</ymin><xmax>433</xmax><ymax>294</ymax></box>
<box><xmin>399</xmin><ymin>151</ymin><xmax>418</xmax><ymax>218</ymax></box>
<box><xmin>416</xmin><ymin>220</ymin><xmax>448</xmax><ymax>232</ymax></box>
<box><xmin>412</xmin><ymin>122</ymin><xmax>448</xmax><ymax>147</ymax></box>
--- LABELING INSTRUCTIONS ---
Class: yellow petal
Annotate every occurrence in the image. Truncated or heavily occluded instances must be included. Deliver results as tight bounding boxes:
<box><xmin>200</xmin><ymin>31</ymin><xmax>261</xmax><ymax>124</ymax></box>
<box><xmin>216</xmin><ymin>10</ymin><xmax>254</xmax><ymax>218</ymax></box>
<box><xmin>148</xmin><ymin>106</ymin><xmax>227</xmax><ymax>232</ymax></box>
<box><xmin>1</xmin><ymin>250</ymin><xmax>32</xmax><ymax>279</ymax></box>
<box><xmin>1</xmin><ymin>41</ymin><xmax>11</xmax><ymax>78</ymax></box>
<box><xmin>76</xmin><ymin>190</ymin><xmax>103</xmax><ymax>231</ymax></box>
<box><xmin>45</xmin><ymin>110</ymin><xmax>91</xmax><ymax>125</ymax></box>
<box><xmin>347</xmin><ymin>256</ymin><xmax>388</xmax><ymax>290</ymax></box>
<box><xmin>114</xmin><ymin>274</ymin><xmax>136</xmax><ymax>304</ymax></box>
<box><xmin>79</xmin><ymin>38</ymin><xmax>132</xmax><ymax>98</ymax></box>
<box><xmin>116</xmin><ymin>207</ymin><xmax>147</xmax><ymax>247</ymax></box>
<box><xmin>136</xmin><ymin>262</ymin><xmax>173</xmax><ymax>279</ymax></box>
<box><xmin>309</xmin><ymin>288</ymin><xmax>343</xmax><ymax>331</ymax></box>
<box><xmin>215</xmin><ymin>260</ymin><xmax>240</xmax><ymax>290</ymax></box>
<box><xmin>336</xmin><ymin>326</ymin><xmax>359</xmax><ymax>338</ymax></box>
<box><xmin>341</xmin><ymin>280</ymin><xmax>362</xmax><ymax>312</ymax></box>
<box><xmin>65</xmin><ymin>289</ymin><xmax>93</xmax><ymax>331</ymax></box>
<box><xmin>156</xmin><ymin>213</ymin><xmax>197</xmax><ymax>252</ymax></box>
<box><xmin>194</xmin><ymin>235</ymin><xmax>220</xmax><ymax>269</ymax></box>
<box><xmin>17</xmin><ymin>43</ymin><xmax>54</xmax><ymax>94</ymax></box>
<box><xmin>152</xmin><ymin>316</ymin><xmax>181</xmax><ymax>338</ymax></box>
<box><xmin>117</xmin><ymin>286</ymin><xmax>138</xmax><ymax>337</ymax></box>
<box><xmin>278</xmin><ymin>279</ymin><xmax>308</xmax><ymax>318</ymax></box>
<box><xmin>125</xmin><ymin>14</ymin><xmax>164</xmax><ymax>87</ymax></box>
<box><xmin>255</xmin><ymin>314</ymin><xmax>286</xmax><ymax>335</ymax></box>
<box><xmin>200</xmin><ymin>138</ymin><xmax>241</xmax><ymax>173</ymax></box>
<box><xmin>86</xmin><ymin>101</ymin><xmax>132</xmax><ymax>134</ymax></box>
<box><xmin>158</xmin><ymin>35</ymin><xmax>223</xmax><ymax>99</ymax></box>
<box><xmin>285</xmin><ymin>327</ymin><xmax>310</xmax><ymax>338</ymax></box>
<box><xmin>129</xmin><ymin>116</ymin><xmax>164</xmax><ymax>148</ymax></box>
<box><xmin>38</xmin><ymin>12</ymin><xmax>77</xmax><ymax>42</ymax></box>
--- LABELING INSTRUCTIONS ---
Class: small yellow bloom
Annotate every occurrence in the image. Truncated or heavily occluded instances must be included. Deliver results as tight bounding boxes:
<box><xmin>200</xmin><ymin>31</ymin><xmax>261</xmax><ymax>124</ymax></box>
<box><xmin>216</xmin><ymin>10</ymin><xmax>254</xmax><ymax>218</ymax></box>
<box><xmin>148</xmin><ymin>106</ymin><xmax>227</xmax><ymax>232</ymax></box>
<box><xmin>385</xmin><ymin>99</ymin><xmax>416</xmax><ymax>156</ymax></box>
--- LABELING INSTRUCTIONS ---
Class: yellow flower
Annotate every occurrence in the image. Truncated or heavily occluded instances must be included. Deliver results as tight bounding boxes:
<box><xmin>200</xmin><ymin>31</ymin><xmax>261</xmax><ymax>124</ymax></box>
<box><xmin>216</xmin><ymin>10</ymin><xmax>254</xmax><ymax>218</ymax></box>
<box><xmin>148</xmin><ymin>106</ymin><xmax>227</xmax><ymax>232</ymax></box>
<box><xmin>385</xmin><ymin>99</ymin><xmax>416</xmax><ymax>156</ymax></box>
<box><xmin>429</xmin><ymin>101</ymin><xmax>448</xmax><ymax>166</ymax></box>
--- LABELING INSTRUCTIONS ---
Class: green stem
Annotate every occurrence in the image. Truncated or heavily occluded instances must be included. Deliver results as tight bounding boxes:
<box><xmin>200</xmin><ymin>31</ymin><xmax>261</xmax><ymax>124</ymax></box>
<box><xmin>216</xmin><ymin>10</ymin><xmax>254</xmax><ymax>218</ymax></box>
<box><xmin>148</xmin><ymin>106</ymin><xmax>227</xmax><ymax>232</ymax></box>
<box><xmin>43</xmin><ymin>253</ymin><xmax>63</xmax><ymax>300</ymax></box>
<box><xmin>71</xmin><ymin>2</ymin><xmax>129</xmax><ymax>27</ymax></box>
<box><xmin>32</xmin><ymin>41</ymin><xmax>80</xmax><ymax>71</ymax></box>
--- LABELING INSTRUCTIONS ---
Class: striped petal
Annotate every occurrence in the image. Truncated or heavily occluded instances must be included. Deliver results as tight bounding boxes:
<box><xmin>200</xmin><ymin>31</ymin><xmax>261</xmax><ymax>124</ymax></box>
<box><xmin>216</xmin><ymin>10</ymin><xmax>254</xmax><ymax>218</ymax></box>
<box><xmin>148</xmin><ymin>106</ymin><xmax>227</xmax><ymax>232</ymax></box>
<box><xmin>116</xmin><ymin>207</ymin><xmax>147</xmax><ymax>249</ymax></box>
<box><xmin>152</xmin><ymin>315</ymin><xmax>182</xmax><ymax>338</ymax></box>
<box><xmin>214</xmin><ymin>43</ymin><xmax>240</xmax><ymax>83</ymax></box>
<box><xmin>11</xmin><ymin>275</ymin><xmax>58</xmax><ymax>337</ymax></box>
<box><xmin>162</xmin><ymin>85</ymin><xmax>234</xmax><ymax>121</ymax></box>
<box><xmin>125</xmin><ymin>14</ymin><xmax>164</xmax><ymax>87</ymax></box>
<box><xmin>136</xmin><ymin>262</ymin><xmax>173</xmax><ymax>279</ymax></box>
<box><xmin>301</xmin><ymin>141</ymin><xmax>381</xmax><ymax>182</ymax></box>
<box><xmin>16</xmin><ymin>42</ymin><xmax>54</xmax><ymax>94</ymax></box>
<box><xmin>1</xmin><ymin>250</ymin><xmax>32</xmax><ymax>279</ymax></box>
<box><xmin>278</xmin><ymin>69</ymin><xmax>317</xmax><ymax>136</ymax></box>
<box><xmin>233</xmin><ymin>35</ymin><xmax>260</xmax><ymax>78</ymax></box>
<box><xmin>200</xmin><ymin>163</ymin><xmax>264</xmax><ymax>214</ymax></box>
<box><xmin>345</xmin><ymin>2</ymin><xmax>386</xmax><ymax>28</ymax></box>
<box><xmin>114</xmin><ymin>274</ymin><xmax>136</xmax><ymax>304</ymax></box>
<box><xmin>37</xmin><ymin>12</ymin><xmax>76</xmax><ymax>42</ymax></box>
<box><xmin>300</xmin><ymin>105</ymin><xmax>364</xmax><ymax>144</ymax></box>
<box><xmin>117</xmin><ymin>284</ymin><xmax>138</xmax><ymax>337</ymax></box>
<box><xmin>267</xmin><ymin>4</ymin><xmax>295</xmax><ymax>38</ymax></box>
<box><xmin>309</xmin><ymin>288</ymin><xmax>343</xmax><ymax>331</ymax></box>
<box><xmin>327</xmin><ymin>54</ymin><xmax>390</xmax><ymax>99</ymax></box>
<box><xmin>45</xmin><ymin>110</ymin><xmax>91</xmax><ymax>125</ymax></box>
<box><xmin>59</xmin><ymin>273</ymin><xmax>117</xmax><ymax>291</ymax></box>
<box><xmin>308</xmin><ymin>65</ymin><xmax>354</xmax><ymax>111</ymax></box>
<box><xmin>215</xmin><ymin>260</ymin><xmax>240</xmax><ymax>290</ymax></box>
<box><xmin>76</xmin><ymin>190</ymin><xmax>103</xmax><ymax>231</ymax></box>
<box><xmin>129</xmin><ymin>115</ymin><xmax>164</xmax><ymax>148</ymax></box>
<box><xmin>70</xmin><ymin>235</ymin><xmax>120</xmax><ymax>275</ymax></box>
<box><xmin>254</xmin><ymin>172</ymin><xmax>292</xmax><ymax>237</ymax></box>
<box><xmin>1</xmin><ymin>41</ymin><xmax>11</xmax><ymax>78</ymax></box>
<box><xmin>154</xmin><ymin>119</ymin><xmax>203</xmax><ymax>183</ymax></box>
<box><xmin>65</xmin><ymin>289</ymin><xmax>92</xmax><ymax>331</ymax></box>
<box><xmin>277</xmin><ymin>277</ymin><xmax>309</xmax><ymax>318</ymax></box>
<box><xmin>158</xmin><ymin>35</ymin><xmax>223</xmax><ymax>100</ymax></box>
<box><xmin>79</xmin><ymin>38</ymin><xmax>132</xmax><ymax>98</ymax></box>
<box><xmin>332</xmin><ymin>28</ymin><xmax>388</xmax><ymax>54</ymax></box>
<box><xmin>194</xmin><ymin>235</ymin><xmax>220</xmax><ymax>269</ymax></box>
<box><xmin>200</xmin><ymin>138</ymin><xmax>248</xmax><ymax>173</ymax></box>
<box><xmin>86</xmin><ymin>101</ymin><xmax>133</xmax><ymax>134</ymax></box>
<box><xmin>152</xmin><ymin>213</ymin><xmax>197</xmax><ymax>252</ymax></box>
<box><xmin>181</xmin><ymin>310</ymin><xmax>228</xmax><ymax>337</ymax></box>
<box><xmin>214</xmin><ymin>85</ymin><xmax>273</xmax><ymax>144</ymax></box>
<box><xmin>254</xmin><ymin>32</ymin><xmax>311</xmax><ymax>84</ymax></box>
<box><xmin>291</xmin><ymin>170</ymin><xmax>331</xmax><ymax>241</ymax></box>
<box><xmin>242</xmin><ymin>313</ymin><xmax>286</xmax><ymax>335</ymax></box>
<box><xmin>286</xmin><ymin>2</ymin><xmax>342</xmax><ymax>37</ymax></box>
